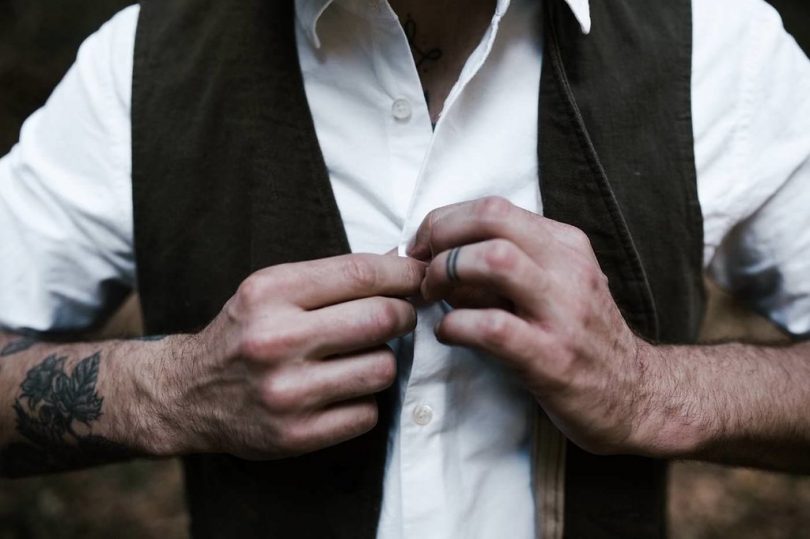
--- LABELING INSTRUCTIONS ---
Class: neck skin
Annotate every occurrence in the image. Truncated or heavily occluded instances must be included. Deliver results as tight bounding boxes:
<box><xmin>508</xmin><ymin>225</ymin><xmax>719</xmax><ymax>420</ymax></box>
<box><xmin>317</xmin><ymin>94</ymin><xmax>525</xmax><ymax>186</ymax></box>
<box><xmin>388</xmin><ymin>0</ymin><xmax>498</xmax><ymax>125</ymax></box>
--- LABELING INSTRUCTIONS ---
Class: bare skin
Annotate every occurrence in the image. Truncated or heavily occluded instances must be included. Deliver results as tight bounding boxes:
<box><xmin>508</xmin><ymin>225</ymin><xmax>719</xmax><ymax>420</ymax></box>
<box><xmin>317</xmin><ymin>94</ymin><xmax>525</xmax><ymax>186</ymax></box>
<box><xmin>409</xmin><ymin>197</ymin><xmax>810</xmax><ymax>473</ymax></box>
<box><xmin>389</xmin><ymin>0</ymin><xmax>497</xmax><ymax>124</ymax></box>
<box><xmin>0</xmin><ymin>254</ymin><xmax>424</xmax><ymax>476</ymax></box>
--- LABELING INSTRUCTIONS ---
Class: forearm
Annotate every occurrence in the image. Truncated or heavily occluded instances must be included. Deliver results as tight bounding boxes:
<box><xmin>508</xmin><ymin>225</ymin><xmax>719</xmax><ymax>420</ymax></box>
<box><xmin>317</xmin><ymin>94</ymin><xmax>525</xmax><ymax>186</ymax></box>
<box><xmin>0</xmin><ymin>330</ymin><xmax>187</xmax><ymax>478</ymax></box>
<box><xmin>635</xmin><ymin>340</ymin><xmax>810</xmax><ymax>473</ymax></box>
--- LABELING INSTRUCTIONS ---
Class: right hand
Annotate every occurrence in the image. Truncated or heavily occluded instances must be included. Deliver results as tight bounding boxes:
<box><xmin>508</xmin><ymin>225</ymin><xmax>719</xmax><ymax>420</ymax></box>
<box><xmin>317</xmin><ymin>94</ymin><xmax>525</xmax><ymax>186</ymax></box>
<box><xmin>164</xmin><ymin>253</ymin><xmax>425</xmax><ymax>460</ymax></box>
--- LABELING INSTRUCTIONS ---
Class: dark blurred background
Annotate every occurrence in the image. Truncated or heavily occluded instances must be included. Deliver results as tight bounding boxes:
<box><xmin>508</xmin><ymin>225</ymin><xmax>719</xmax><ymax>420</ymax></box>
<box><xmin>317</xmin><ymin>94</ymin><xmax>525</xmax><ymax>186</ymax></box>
<box><xmin>0</xmin><ymin>1</ymin><xmax>809</xmax><ymax>538</ymax></box>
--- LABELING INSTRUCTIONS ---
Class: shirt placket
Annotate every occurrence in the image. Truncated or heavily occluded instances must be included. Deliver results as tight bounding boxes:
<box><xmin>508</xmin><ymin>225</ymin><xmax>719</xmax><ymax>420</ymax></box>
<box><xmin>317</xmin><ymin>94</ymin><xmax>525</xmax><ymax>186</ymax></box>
<box><xmin>365</xmin><ymin>5</ymin><xmax>512</xmax><ymax>537</ymax></box>
<box><xmin>360</xmin><ymin>5</ymin><xmax>449</xmax><ymax>536</ymax></box>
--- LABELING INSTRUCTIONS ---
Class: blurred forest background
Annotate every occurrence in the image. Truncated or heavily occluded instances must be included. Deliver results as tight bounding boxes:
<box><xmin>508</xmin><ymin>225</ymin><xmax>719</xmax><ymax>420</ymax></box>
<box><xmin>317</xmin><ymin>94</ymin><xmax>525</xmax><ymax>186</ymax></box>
<box><xmin>0</xmin><ymin>1</ymin><xmax>809</xmax><ymax>538</ymax></box>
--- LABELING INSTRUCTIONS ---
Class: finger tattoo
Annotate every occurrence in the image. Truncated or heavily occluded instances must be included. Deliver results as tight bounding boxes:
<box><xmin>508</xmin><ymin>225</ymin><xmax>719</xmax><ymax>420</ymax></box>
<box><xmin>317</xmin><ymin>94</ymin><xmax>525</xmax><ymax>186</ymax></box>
<box><xmin>446</xmin><ymin>247</ymin><xmax>462</xmax><ymax>283</ymax></box>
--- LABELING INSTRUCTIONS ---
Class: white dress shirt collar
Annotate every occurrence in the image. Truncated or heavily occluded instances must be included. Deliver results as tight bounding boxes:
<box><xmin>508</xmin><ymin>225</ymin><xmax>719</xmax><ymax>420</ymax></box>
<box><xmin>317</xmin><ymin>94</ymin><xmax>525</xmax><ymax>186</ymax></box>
<box><xmin>295</xmin><ymin>0</ymin><xmax>591</xmax><ymax>49</ymax></box>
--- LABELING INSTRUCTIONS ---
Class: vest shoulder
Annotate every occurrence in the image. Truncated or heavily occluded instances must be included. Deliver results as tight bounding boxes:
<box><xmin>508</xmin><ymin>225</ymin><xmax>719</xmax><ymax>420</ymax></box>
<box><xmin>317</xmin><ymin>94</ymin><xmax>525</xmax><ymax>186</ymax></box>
<box><xmin>137</xmin><ymin>0</ymin><xmax>294</xmax><ymax>46</ymax></box>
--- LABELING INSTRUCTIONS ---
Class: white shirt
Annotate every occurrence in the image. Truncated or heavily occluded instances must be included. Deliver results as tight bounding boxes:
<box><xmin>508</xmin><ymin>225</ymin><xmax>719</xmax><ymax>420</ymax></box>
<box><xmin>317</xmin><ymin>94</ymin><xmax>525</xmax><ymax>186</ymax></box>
<box><xmin>1</xmin><ymin>0</ymin><xmax>809</xmax><ymax>537</ymax></box>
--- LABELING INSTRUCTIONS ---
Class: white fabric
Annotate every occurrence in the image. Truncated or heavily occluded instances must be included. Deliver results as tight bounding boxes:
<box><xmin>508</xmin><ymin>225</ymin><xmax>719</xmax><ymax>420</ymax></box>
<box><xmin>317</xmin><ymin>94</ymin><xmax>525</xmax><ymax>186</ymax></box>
<box><xmin>0</xmin><ymin>0</ymin><xmax>809</xmax><ymax>537</ymax></box>
<box><xmin>302</xmin><ymin>2</ymin><xmax>542</xmax><ymax>536</ymax></box>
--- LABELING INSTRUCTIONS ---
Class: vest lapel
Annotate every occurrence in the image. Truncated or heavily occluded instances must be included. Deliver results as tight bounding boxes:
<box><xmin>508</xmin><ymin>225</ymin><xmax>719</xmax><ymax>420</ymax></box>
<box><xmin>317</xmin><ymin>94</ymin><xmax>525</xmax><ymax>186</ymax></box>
<box><xmin>538</xmin><ymin>1</ymin><xmax>659</xmax><ymax>340</ymax></box>
<box><xmin>536</xmin><ymin>1</ymin><xmax>699</xmax><ymax>537</ymax></box>
<box><xmin>135</xmin><ymin>2</ymin><xmax>390</xmax><ymax>537</ymax></box>
<box><xmin>242</xmin><ymin>0</ymin><xmax>351</xmax><ymax>271</ymax></box>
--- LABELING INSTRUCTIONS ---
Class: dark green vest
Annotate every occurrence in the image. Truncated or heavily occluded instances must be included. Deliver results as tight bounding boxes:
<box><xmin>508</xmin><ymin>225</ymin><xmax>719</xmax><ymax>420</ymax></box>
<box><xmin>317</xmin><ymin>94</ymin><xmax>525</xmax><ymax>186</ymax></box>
<box><xmin>132</xmin><ymin>0</ymin><xmax>704</xmax><ymax>537</ymax></box>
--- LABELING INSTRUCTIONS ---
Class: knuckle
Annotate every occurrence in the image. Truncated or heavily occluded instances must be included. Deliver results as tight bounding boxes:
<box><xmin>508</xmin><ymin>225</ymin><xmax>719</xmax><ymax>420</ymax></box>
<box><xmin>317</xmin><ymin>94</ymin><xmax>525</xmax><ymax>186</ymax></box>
<box><xmin>355</xmin><ymin>400</ymin><xmax>380</xmax><ymax>432</ymax></box>
<box><xmin>568</xmin><ymin>227</ymin><xmax>593</xmax><ymax>251</ymax></box>
<box><xmin>371</xmin><ymin>350</ymin><xmax>397</xmax><ymax>387</ymax></box>
<box><xmin>237</xmin><ymin>274</ymin><xmax>267</xmax><ymax>307</ymax></box>
<box><xmin>343</xmin><ymin>257</ymin><xmax>378</xmax><ymax>289</ymax></box>
<box><xmin>475</xmin><ymin>196</ymin><xmax>513</xmax><ymax>220</ymax></box>
<box><xmin>574</xmin><ymin>262</ymin><xmax>606</xmax><ymax>293</ymax></box>
<box><xmin>265</xmin><ymin>326</ymin><xmax>307</xmax><ymax>356</ymax></box>
<box><xmin>369</xmin><ymin>300</ymin><xmax>404</xmax><ymax>335</ymax></box>
<box><xmin>238</xmin><ymin>269</ymin><xmax>296</xmax><ymax>308</ymax></box>
<box><xmin>239</xmin><ymin>334</ymin><xmax>267</xmax><ymax>360</ymax></box>
<box><xmin>239</xmin><ymin>325</ymin><xmax>302</xmax><ymax>360</ymax></box>
<box><xmin>261</xmin><ymin>374</ymin><xmax>302</xmax><ymax>412</ymax></box>
<box><xmin>480</xmin><ymin>312</ymin><xmax>512</xmax><ymax>347</ymax></box>
<box><xmin>482</xmin><ymin>240</ymin><xmax>519</xmax><ymax>274</ymax></box>
<box><xmin>405</xmin><ymin>258</ymin><xmax>425</xmax><ymax>286</ymax></box>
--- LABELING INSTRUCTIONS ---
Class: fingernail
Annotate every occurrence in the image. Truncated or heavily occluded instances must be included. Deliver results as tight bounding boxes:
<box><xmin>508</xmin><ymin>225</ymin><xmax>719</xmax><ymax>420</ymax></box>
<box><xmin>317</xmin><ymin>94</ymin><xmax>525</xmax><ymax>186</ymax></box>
<box><xmin>420</xmin><ymin>280</ymin><xmax>430</xmax><ymax>302</ymax></box>
<box><xmin>433</xmin><ymin>321</ymin><xmax>448</xmax><ymax>344</ymax></box>
<box><xmin>409</xmin><ymin>243</ymin><xmax>430</xmax><ymax>261</ymax></box>
<box><xmin>406</xmin><ymin>237</ymin><xmax>417</xmax><ymax>255</ymax></box>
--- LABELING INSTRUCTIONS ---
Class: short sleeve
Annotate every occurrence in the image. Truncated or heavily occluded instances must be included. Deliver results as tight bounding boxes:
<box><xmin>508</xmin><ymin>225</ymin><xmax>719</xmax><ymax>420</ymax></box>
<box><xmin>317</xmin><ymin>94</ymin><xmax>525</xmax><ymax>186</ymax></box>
<box><xmin>0</xmin><ymin>5</ymin><xmax>140</xmax><ymax>333</ymax></box>
<box><xmin>710</xmin><ymin>163</ymin><xmax>810</xmax><ymax>338</ymax></box>
<box><xmin>698</xmin><ymin>0</ymin><xmax>810</xmax><ymax>338</ymax></box>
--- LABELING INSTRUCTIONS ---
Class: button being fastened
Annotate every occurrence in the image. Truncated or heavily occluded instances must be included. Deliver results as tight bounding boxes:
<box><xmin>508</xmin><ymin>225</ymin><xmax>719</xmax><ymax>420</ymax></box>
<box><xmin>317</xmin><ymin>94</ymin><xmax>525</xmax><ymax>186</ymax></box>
<box><xmin>392</xmin><ymin>98</ymin><xmax>413</xmax><ymax>121</ymax></box>
<box><xmin>412</xmin><ymin>404</ymin><xmax>434</xmax><ymax>426</ymax></box>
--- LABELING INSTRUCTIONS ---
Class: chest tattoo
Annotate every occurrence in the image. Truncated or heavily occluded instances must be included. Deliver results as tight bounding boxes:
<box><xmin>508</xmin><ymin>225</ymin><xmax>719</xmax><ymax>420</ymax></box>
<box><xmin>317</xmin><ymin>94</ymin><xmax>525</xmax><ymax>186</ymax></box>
<box><xmin>402</xmin><ymin>15</ymin><xmax>443</xmax><ymax>72</ymax></box>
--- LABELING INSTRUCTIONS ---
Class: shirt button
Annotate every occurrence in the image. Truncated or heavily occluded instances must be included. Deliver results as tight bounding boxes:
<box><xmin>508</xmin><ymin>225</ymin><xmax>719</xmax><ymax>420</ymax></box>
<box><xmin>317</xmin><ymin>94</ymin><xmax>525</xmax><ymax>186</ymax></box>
<box><xmin>392</xmin><ymin>98</ymin><xmax>412</xmax><ymax>121</ymax></box>
<box><xmin>412</xmin><ymin>404</ymin><xmax>434</xmax><ymax>426</ymax></box>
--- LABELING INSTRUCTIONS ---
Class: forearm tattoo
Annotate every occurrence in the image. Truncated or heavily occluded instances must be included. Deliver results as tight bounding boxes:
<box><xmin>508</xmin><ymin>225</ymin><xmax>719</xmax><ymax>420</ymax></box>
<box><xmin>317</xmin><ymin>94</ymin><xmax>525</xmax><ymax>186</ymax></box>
<box><xmin>1</xmin><ymin>351</ymin><xmax>133</xmax><ymax>477</ymax></box>
<box><xmin>1</xmin><ymin>336</ymin><xmax>38</xmax><ymax>357</ymax></box>
<box><xmin>136</xmin><ymin>335</ymin><xmax>167</xmax><ymax>342</ymax></box>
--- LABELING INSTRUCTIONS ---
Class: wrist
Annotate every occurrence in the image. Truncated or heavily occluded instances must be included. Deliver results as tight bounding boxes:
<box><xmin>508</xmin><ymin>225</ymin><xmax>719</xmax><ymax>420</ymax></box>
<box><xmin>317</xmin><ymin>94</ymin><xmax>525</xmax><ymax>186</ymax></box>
<box><xmin>626</xmin><ymin>342</ymin><xmax>710</xmax><ymax>459</ymax></box>
<box><xmin>126</xmin><ymin>334</ymin><xmax>199</xmax><ymax>457</ymax></box>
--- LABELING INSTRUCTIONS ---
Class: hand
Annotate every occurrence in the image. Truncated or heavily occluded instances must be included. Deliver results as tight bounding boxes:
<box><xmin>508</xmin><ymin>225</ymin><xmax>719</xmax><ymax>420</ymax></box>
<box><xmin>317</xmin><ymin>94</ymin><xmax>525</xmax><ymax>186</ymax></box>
<box><xmin>160</xmin><ymin>253</ymin><xmax>425</xmax><ymax>460</ymax></box>
<box><xmin>408</xmin><ymin>197</ymin><xmax>652</xmax><ymax>456</ymax></box>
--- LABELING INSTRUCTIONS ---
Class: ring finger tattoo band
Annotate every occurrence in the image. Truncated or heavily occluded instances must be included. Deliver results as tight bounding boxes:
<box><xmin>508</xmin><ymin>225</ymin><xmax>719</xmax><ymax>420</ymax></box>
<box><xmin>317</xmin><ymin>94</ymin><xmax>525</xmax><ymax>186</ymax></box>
<box><xmin>446</xmin><ymin>247</ymin><xmax>462</xmax><ymax>283</ymax></box>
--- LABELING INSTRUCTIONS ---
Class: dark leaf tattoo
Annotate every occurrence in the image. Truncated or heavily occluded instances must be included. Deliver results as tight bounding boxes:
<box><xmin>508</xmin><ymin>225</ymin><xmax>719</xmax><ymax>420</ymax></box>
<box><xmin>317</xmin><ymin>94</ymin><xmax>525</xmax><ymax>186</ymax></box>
<box><xmin>16</xmin><ymin>352</ymin><xmax>103</xmax><ymax>440</ymax></box>
<box><xmin>65</xmin><ymin>352</ymin><xmax>104</xmax><ymax>424</ymax></box>
<box><xmin>1</xmin><ymin>336</ymin><xmax>38</xmax><ymax>357</ymax></box>
<box><xmin>20</xmin><ymin>354</ymin><xmax>66</xmax><ymax>408</ymax></box>
<box><xmin>1</xmin><ymin>351</ymin><xmax>132</xmax><ymax>477</ymax></box>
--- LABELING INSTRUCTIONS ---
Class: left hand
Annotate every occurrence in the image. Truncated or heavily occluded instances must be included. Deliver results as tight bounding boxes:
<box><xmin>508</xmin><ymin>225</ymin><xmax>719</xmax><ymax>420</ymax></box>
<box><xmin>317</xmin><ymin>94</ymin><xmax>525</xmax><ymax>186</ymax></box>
<box><xmin>408</xmin><ymin>197</ymin><xmax>654</xmax><ymax>456</ymax></box>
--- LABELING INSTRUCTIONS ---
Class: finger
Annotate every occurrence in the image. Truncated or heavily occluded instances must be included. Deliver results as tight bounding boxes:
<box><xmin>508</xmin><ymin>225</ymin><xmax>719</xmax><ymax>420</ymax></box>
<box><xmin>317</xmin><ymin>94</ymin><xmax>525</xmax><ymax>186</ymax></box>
<box><xmin>435</xmin><ymin>308</ymin><xmax>548</xmax><ymax>374</ymax></box>
<box><xmin>305</xmin><ymin>347</ymin><xmax>397</xmax><ymax>407</ymax></box>
<box><xmin>265</xmin><ymin>254</ymin><xmax>427</xmax><ymax>310</ymax></box>
<box><xmin>408</xmin><ymin>197</ymin><xmax>594</xmax><ymax>263</ymax></box>
<box><xmin>407</xmin><ymin>201</ymin><xmax>471</xmax><ymax>260</ymax></box>
<box><xmin>422</xmin><ymin>240</ymin><xmax>552</xmax><ymax>317</ymax></box>
<box><xmin>296</xmin><ymin>396</ymin><xmax>381</xmax><ymax>454</ymax></box>
<box><xmin>306</xmin><ymin>297</ymin><xmax>417</xmax><ymax>357</ymax></box>
<box><xmin>260</xmin><ymin>347</ymin><xmax>395</xmax><ymax>411</ymax></box>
